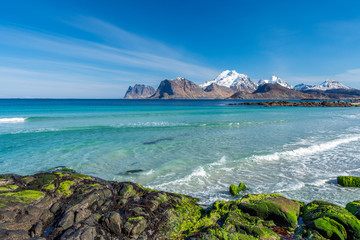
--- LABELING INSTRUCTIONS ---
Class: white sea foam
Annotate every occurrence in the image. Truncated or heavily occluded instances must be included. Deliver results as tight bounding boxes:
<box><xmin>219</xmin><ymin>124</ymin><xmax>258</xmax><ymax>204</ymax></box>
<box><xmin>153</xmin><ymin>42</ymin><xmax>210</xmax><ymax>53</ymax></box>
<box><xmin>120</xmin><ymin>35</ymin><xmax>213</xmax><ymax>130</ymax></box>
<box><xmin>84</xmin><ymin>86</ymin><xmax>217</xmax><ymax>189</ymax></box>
<box><xmin>343</xmin><ymin>114</ymin><xmax>360</xmax><ymax>119</ymax></box>
<box><xmin>143</xmin><ymin>169</ymin><xmax>154</xmax><ymax>175</ymax></box>
<box><xmin>279</xmin><ymin>183</ymin><xmax>305</xmax><ymax>192</ymax></box>
<box><xmin>2</xmin><ymin>128</ymin><xmax>60</xmax><ymax>135</ymax></box>
<box><xmin>209</xmin><ymin>156</ymin><xmax>226</xmax><ymax>167</ymax></box>
<box><xmin>154</xmin><ymin>166</ymin><xmax>208</xmax><ymax>188</ymax></box>
<box><xmin>253</xmin><ymin>135</ymin><xmax>360</xmax><ymax>162</ymax></box>
<box><xmin>0</xmin><ymin>117</ymin><xmax>27</xmax><ymax>123</ymax></box>
<box><xmin>309</xmin><ymin>179</ymin><xmax>329</xmax><ymax>187</ymax></box>
<box><xmin>111</xmin><ymin>122</ymin><xmax>190</xmax><ymax>128</ymax></box>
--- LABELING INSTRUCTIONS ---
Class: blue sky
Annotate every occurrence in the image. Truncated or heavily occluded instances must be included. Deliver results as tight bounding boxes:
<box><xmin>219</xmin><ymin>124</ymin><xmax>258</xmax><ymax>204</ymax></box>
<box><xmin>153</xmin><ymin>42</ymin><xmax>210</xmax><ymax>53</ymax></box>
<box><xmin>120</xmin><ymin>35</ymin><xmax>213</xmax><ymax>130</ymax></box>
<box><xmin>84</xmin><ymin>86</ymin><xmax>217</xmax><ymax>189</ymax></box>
<box><xmin>1</xmin><ymin>0</ymin><xmax>360</xmax><ymax>98</ymax></box>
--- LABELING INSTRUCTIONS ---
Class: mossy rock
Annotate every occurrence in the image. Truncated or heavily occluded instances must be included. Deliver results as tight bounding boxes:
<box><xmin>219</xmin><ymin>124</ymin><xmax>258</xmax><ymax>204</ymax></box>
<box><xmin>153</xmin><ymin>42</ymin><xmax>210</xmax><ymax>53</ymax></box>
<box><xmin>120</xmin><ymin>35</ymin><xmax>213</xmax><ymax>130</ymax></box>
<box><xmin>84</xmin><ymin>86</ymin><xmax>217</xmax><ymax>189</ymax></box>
<box><xmin>230</xmin><ymin>182</ymin><xmax>247</xmax><ymax>196</ymax></box>
<box><xmin>303</xmin><ymin>200</ymin><xmax>360</xmax><ymax>239</ymax></box>
<box><xmin>70</xmin><ymin>173</ymin><xmax>92</xmax><ymax>180</ymax></box>
<box><xmin>346</xmin><ymin>201</ymin><xmax>360</xmax><ymax>219</ymax></box>
<box><xmin>337</xmin><ymin>176</ymin><xmax>360</xmax><ymax>187</ymax></box>
<box><xmin>118</xmin><ymin>184</ymin><xmax>138</xmax><ymax>198</ymax></box>
<box><xmin>226</xmin><ymin>209</ymin><xmax>280</xmax><ymax>239</ymax></box>
<box><xmin>0</xmin><ymin>190</ymin><xmax>45</xmax><ymax>208</ymax></box>
<box><xmin>237</xmin><ymin>194</ymin><xmax>300</xmax><ymax>229</ymax></box>
<box><xmin>161</xmin><ymin>195</ymin><xmax>211</xmax><ymax>238</ymax></box>
<box><xmin>308</xmin><ymin>217</ymin><xmax>347</xmax><ymax>240</ymax></box>
<box><xmin>0</xmin><ymin>184</ymin><xmax>19</xmax><ymax>192</ymax></box>
<box><xmin>57</xmin><ymin>180</ymin><xmax>75</xmax><ymax>196</ymax></box>
<box><xmin>29</xmin><ymin>174</ymin><xmax>57</xmax><ymax>189</ymax></box>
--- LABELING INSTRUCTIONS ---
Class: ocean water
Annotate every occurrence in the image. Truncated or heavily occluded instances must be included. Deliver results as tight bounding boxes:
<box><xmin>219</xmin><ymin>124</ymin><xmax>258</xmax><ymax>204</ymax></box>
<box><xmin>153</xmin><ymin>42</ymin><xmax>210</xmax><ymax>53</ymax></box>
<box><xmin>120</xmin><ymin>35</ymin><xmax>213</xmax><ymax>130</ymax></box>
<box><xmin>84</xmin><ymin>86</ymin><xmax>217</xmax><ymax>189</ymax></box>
<box><xmin>1</xmin><ymin>99</ymin><xmax>360</xmax><ymax>206</ymax></box>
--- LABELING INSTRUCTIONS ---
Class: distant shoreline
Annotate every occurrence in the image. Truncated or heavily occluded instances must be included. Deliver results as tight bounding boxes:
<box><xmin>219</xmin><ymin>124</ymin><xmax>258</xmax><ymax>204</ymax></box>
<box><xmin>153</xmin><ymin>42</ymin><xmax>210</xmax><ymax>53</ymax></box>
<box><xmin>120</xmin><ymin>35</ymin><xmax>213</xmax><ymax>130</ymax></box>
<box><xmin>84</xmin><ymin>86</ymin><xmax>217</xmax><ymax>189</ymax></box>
<box><xmin>229</xmin><ymin>100</ymin><xmax>360</xmax><ymax>107</ymax></box>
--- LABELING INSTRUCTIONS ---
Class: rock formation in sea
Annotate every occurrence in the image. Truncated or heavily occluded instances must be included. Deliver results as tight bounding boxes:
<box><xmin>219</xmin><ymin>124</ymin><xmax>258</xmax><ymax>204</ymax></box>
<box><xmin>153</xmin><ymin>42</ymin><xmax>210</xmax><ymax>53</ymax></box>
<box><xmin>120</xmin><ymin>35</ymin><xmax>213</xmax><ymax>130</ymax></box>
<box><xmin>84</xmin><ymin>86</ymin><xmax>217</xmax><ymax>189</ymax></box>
<box><xmin>1</xmin><ymin>170</ymin><xmax>360</xmax><ymax>240</ymax></box>
<box><xmin>123</xmin><ymin>84</ymin><xmax>156</xmax><ymax>99</ymax></box>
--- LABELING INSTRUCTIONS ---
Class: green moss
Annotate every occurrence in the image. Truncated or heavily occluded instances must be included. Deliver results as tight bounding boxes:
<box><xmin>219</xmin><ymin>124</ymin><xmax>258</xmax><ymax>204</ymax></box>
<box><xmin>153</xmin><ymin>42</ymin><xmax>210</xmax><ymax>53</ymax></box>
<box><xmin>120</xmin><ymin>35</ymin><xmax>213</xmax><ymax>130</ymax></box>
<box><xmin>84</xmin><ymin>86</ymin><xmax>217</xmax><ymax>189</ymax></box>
<box><xmin>229</xmin><ymin>183</ymin><xmax>247</xmax><ymax>196</ymax></box>
<box><xmin>56</xmin><ymin>180</ymin><xmax>74</xmax><ymax>194</ymax></box>
<box><xmin>137</xmin><ymin>184</ymin><xmax>158</xmax><ymax>192</ymax></box>
<box><xmin>238</xmin><ymin>194</ymin><xmax>300</xmax><ymax>229</ymax></box>
<box><xmin>0</xmin><ymin>175</ymin><xmax>12</xmax><ymax>180</ymax></box>
<box><xmin>157</xmin><ymin>193</ymin><xmax>168</xmax><ymax>203</ymax></box>
<box><xmin>89</xmin><ymin>183</ymin><xmax>100</xmax><ymax>187</ymax></box>
<box><xmin>119</xmin><ymin>184</ymin><xmax>138</xmax><ymax>198</ymax></box>
<box><xmin>31</xmin><ymin>174</ymin><xmax>57</xmax><ymax>187</ymax></box>
<box><xmin>0</xmin><ymin>190</ymin><xmax>45</xmax><ymax>208</ymax></box>
<box><xmin>21</xmin><ymin>176</ymin><xmax>30</xmax><ymax>181</ymax></box>
<box><xmin>60</xmin><ymin>167</ymin><xmax>75</xmax><ymax>172</ymax></box>
<box><xmin>0</xmin><ymin>185</ymin><xmax>19</xmax><ymax>192</ymax></box>
<box><xmin>310</xmin><ymin>217</ymin><xmax>347</xmax><ymax>240</ymax></box>
<box><xmin>208</xmin><ymin>228</ymin><xmax>259</xmax><ymax>240</ymax></box>
<box><xmin>54</xmin><ymin>172</ymin><xmax>69</xmax><ymax>178</ymax></box>
<box><xmin>337</xmin><ymin>176</ymin><xmax>360</xmax><ymax>187</ymax></box>
<box><xmin>346</xmin><ymin>201</ymin><xmax>360</xmax><ymax>218</ymax></box>
<box><xmin>70</xmin><ymin>173</ymin><xmax>91</xmax><ymax>180</ymax></box>
<box><xmin>162</xmin><ymin>196</ymin><xmax>208</xmax><ymax>238</ymax></box>
<box><xmin>303</xmin><ymin>200</ymin><xmax>360</xmax><ymax>239</ymax></box>
<box><xmin>230</xmin><ymin>184</ymin><xmax>239</xmax><ymax>196</ymax></box>
<box><xmin>128</xmin><ymin>216</ymin><xmax>144</xmax><ymax>221</ymax></box>
<box><xmin>239</xmin><ymin>193</ymin><xmax>282</xmax><ymax>203</ymax></box>
<box><xmin>64</xmin><ymin>190</ymin><xmax>71</xmax><ymax>196</ymax></box>
<box><xmin>43</xmin><ymin>184</ymin><xmax>55</xmax><ymax>191</ymax></box>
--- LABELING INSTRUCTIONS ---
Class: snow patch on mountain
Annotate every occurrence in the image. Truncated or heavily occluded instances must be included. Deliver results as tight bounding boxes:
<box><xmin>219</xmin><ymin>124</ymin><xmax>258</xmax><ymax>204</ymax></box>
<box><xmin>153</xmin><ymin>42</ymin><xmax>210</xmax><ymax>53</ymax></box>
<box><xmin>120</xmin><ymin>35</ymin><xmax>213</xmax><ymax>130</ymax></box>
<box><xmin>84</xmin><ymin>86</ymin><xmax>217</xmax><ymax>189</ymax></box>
<box><xmin>294</xmin><ymin>80</ymin><xmax>351</xmax><ymax>91</ymax></box>
<box><xmin>258</xmin><ymin>76</ymin><xmax>292</xmax><ymax>89</ymax></box>
<box><xmin>311</xmin><ymin>80</ymin><xmax>351</xmax><ymax>90</ymax></box>
<box><xmin>200</xmin><ymin>70</ymin><xmax>258</xmax><ymax>92</ymax></box>
<box><xmin>293</xmin><ymin>83</ymin><xmax>314</xmax><ymax>91</ymax></box>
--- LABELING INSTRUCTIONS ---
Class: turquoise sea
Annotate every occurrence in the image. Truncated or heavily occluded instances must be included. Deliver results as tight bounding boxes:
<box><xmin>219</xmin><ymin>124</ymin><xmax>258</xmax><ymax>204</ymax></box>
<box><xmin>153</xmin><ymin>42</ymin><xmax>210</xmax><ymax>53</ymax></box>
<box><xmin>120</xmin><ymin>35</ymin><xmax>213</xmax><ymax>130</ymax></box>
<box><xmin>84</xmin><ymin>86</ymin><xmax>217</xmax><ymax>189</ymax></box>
<box><xmin>1</xmin><ymin>99</ymin><xmax>360</xmax><ymax>206</ymax></box>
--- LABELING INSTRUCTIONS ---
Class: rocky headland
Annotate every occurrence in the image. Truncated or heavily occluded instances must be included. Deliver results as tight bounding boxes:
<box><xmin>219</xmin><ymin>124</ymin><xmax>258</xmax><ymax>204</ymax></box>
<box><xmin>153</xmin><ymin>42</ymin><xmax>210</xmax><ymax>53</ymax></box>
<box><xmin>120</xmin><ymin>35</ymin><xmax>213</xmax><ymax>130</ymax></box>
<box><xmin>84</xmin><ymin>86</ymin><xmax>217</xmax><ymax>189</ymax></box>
<box><xmin>124</xmin><ymin>85</ymin><xmax>156</xmax><ymax>99</ymax></box>
<box><xmin>1</xmin><ymin>170</ymin><xmax>360</xmax><ymax>239</ymax></box>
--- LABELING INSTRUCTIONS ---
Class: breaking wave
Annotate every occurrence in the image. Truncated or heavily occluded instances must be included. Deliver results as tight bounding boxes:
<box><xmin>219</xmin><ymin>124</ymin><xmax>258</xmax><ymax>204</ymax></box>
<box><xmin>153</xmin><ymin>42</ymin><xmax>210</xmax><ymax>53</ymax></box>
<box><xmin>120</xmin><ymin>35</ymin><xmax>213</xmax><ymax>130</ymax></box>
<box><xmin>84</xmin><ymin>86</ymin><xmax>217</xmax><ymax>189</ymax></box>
<box><xmin>253</xmin><ymin>135</ymin><xmax>360</xmax><ymax>162</ymax></box>
<box><xmin>0</xmin><ymin>117</ymin><xmax>27</xmax><ymax>123</ymax></box>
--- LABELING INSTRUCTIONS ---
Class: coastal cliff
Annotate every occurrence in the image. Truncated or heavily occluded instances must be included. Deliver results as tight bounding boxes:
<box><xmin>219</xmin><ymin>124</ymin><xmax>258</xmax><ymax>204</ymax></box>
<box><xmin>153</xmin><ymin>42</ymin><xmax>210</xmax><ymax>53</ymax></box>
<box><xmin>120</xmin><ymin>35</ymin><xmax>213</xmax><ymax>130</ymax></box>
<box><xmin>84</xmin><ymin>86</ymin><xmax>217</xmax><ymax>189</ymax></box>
<box><xmin>124</xmin><ymin>85</ymin><xmax>156</xmax><ymax>99</ymax></box>
<box><xmin>1</xmin><ymin>170</ymin><xmax>360</xmax><ymax>239</ymax></box>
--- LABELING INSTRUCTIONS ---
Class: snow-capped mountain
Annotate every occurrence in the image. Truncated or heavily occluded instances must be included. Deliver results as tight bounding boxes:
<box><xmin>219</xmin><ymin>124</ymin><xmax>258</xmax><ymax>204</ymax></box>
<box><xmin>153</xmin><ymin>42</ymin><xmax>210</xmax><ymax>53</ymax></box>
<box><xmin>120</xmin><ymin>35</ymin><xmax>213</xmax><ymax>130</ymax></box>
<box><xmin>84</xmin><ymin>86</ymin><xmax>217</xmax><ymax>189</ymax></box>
<box><xmin>294</xmin><ymin>80</ymin><xmax>351</xmax><ymax>91</ymax></box>
<box><xmin>258</xmin><ymin>76</ymin><xmax>292</xmax><ymax>89</ymax></box>
<box><xmin>293</xmin><ymin>83</ymin><xmax>314</xmax><ymax>91</ymax></box>
<box><xmin>311</xmin><ymin>80</ymin><xmax>351</xmax><ymax>90</ymax></box>
<box><xmin>200</xmin><ymin>70</ymin><xmax>258</xmax><ymax>92</ymax></box>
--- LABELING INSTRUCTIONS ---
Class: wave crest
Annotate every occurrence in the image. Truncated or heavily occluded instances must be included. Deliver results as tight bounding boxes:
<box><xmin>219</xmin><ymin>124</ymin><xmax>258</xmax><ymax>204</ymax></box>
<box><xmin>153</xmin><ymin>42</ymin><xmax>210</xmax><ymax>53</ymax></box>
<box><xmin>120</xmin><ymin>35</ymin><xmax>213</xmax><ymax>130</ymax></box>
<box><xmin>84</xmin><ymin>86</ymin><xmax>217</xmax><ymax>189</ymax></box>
<box><xmin>0</xmin><ymin>117</ymin><xmax>27</xmax><ymax>123</ymax></box>
<box><xmin>253</xmin><ymin>135</ymin><xmax>360</xmax><ymax>162</ymax></box>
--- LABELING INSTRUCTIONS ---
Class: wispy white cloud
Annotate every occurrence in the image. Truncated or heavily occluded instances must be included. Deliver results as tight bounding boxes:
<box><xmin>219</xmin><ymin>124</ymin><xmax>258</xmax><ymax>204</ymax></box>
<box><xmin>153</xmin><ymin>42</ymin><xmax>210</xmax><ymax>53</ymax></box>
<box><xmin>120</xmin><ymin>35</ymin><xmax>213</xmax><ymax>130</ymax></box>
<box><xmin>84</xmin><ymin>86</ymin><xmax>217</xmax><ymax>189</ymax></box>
<box><xmin>0</xmin><ymin>18</ymin><xmax>219</xmax><ymax>98</ymax></box>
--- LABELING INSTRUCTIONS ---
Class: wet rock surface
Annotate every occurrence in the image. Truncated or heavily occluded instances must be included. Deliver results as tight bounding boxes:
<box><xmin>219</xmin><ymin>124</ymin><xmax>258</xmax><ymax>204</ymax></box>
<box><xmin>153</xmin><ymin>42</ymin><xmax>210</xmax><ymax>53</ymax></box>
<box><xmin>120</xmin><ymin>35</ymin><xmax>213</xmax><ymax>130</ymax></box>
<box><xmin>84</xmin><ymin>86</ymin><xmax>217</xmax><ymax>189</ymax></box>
<box><xmin>1</xmin><ymin>172</ymin><xmax>360</xmax><ymax>239</ymax></box>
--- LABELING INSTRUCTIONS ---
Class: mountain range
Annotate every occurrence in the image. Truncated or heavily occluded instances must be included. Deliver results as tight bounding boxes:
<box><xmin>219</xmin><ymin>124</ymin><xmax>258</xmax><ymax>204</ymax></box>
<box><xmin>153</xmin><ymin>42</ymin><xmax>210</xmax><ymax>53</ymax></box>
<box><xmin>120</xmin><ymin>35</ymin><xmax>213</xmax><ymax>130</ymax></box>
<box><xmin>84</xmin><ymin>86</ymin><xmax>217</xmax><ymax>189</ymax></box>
<box><xmin>124</xmin><ymin>70</ymin><xmax>360</xmax><ymax>99</ymax></box>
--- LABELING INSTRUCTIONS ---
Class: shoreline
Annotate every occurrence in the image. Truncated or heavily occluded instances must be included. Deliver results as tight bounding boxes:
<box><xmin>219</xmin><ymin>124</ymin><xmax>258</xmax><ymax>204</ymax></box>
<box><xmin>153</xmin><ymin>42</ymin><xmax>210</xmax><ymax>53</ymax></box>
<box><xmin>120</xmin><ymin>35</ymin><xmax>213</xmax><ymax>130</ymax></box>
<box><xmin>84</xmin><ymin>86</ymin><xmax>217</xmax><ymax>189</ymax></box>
<box><xmin>229</xmin><ymin>100</ymin><xmax>360</xmax><ymax>107</ymax></box>
<box><xmin>1</xmin><ymin>170</ymin><xmax>360</xmax><ymax>239</ymax></box>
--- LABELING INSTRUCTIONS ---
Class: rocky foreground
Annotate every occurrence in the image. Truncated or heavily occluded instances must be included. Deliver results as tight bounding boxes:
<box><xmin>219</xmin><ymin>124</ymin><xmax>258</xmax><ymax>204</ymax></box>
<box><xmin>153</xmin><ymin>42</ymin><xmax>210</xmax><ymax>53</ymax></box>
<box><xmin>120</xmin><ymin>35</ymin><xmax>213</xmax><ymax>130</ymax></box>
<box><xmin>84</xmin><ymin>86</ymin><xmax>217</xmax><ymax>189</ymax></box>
<box><xmin>229</xmin><ymin>100</ymin><xmax>360</xmax><ymax>107</ymax></box>
<box><xmin>1</xmin><ymin>170</ymin><xmax>360</xmax><ymax>240</ymax></box>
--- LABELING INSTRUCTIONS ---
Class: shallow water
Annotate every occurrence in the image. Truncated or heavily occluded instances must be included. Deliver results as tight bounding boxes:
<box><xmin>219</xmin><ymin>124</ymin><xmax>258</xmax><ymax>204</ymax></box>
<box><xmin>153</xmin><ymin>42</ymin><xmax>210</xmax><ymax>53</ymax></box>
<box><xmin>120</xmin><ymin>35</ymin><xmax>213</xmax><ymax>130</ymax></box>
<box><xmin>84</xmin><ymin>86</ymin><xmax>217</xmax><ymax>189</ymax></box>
<box><xmin>1</xmin><ymin>99</ymin><xmax>360</xmax><ymax>206</ymax></box>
